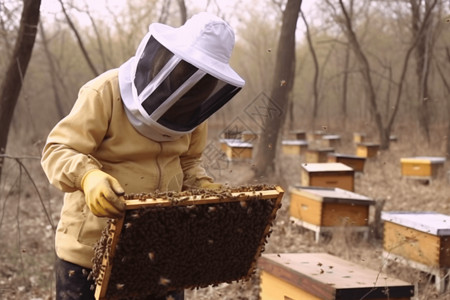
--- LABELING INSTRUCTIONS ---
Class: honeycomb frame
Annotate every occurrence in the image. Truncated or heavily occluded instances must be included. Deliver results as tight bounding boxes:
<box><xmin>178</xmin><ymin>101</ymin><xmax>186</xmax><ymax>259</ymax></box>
<box><xmin>92</xmin><ymin>185</ymin><xmax>284</xmax><ymax>300</ymax></box>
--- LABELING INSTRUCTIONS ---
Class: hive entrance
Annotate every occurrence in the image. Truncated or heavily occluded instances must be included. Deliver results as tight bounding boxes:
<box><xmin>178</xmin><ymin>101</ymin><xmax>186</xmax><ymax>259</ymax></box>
<box><xmin>91</xmin><ymin>185</ymin><xmax>284</xmax><ymax>300</ymax></box>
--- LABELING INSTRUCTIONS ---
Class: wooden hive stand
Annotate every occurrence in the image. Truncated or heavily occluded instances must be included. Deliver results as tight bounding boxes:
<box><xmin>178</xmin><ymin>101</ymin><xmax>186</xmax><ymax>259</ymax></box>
<box><xmin>381</xmin><ymin>211</ymin><xmax>450</xmax><ymax>293</ymax></box>
<box><xmin>301</xmin><ymin>162</ymin><xmax>355</xmax><ymax>192</ymax></box>
<box><xmin>327</xmin><ymin>152</ymin><xmax>366</xmax><ymax>173</ymax></box>
<box><xmin>356</xmin><ymin>142</ymin><xmax>380</xmax><ymax>158</ymax></box>
<box><xmin>258</xmin><ymin>252</ymin><xmax>415</xmax><ymax>300</ymax></box>
<box><xmin>282</xmin><ymin>140</ymin><xmax>308</xmax><ymax>156</ymax></box>
<box><xmin>400</xmin><ymin>156</ymin><xmax>446</xmax><ymax>182</ymax></box>
<box><xmin>92</xmin><ymin>186</ymin><xmax>284</xmax><ymax>300</ymax></box>
<box><xmin>289</xmin><ymin>186</ymin><xmax>375</xmax><ymax>242</ymax></box>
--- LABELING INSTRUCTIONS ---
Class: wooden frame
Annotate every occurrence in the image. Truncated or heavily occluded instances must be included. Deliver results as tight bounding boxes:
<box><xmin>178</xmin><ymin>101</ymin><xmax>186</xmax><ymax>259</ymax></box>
<box><xmin>93</xmin><ymin>186</ymin><xmax>284</xmax><ymax>300</ymax></box>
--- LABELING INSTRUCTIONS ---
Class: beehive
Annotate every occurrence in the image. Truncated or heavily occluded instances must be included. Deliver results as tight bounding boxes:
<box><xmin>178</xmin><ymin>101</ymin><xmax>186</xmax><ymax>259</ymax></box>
<box><xmin>400</xmin><ymin>156</ymin><xmax>445</xmax><ymax>180</ymax></box>
<box><xmin>290</xmin><ymin>130</ymin><xmax>306</xmax><ymax>140</ymax></box>
<box><xmin>221</xmin><ymin>139</ymin><xmax>253</xmax><ymax>160</ymax></box>
<box><xmin>353</xmin><ymin>132</ymin><xmax>366</xmax><ymax>144</ymax></box>
<box><xmin>301</xmin><ymin>162</ymin><xmax>354</xmax><ymax>191</ymax></box>
<box><xmin>356</xmin><ymin>143</ymin><xmax>380</xmax><ymax>158</ymax></box>
<box><xmin>241</xmin><ymin>130</ymin><xmax>258</xmax><ymax>142</ymax></box>
<box><xmin>258</xmin><ymin>252</ymin><xmax>415</xmax><ymax>300</ymax></box>
<box><xmin>321</xmin><ymin>134</ymin><xmax>341</xmax><ymax>148</ymax></box>
<box><xmin>282</xmin><ymin>140</ymin><xmax>308</xmax><ymax>155</ymax></box>
<box><xmin>307</xmin><ymin>130</ymin><xmax>327</xmax><ymax>141</ymax></box>
<box><xmin>289</xmin><ymin>186</ymin><xmax>375</xmax><ymax>242</ymax></box>
<box><xmin>381</xmin><ymin>211</ymin><xmax>450</xmax><ymax>292</ymax></box>
<box><xmin>327</xmin><ymin>153</ymin><xmax>366</xmax><ymax>173</ymax></box>
<box><xmin>91</xmin><ymin>185</ymin><xmax>284</xmax><ymax>300</ymax></box>
<box><xmin>305</xmin><ymin>148</ymin><xmax>335</xmax><ymax>163</ymax></box>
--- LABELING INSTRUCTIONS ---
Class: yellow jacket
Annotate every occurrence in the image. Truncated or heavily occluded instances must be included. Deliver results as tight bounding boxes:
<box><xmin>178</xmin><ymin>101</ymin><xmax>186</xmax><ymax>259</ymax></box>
<box><xmin>41</xmin><ymin>69</ymin><xmax>212</xmax><ymax>268</ymax></box>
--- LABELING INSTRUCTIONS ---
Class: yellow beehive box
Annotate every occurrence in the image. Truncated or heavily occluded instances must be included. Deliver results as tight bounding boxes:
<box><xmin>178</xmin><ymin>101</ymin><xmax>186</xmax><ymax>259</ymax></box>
<box><xmin>327</xmin><ymin>153</ymin><xmax>366</xmax><ymax>173</ymax></box>
<box><xmin>221</xmin><ymin>139</ymin><xmax>253</xmax><ymax>160</ymax></box>
<box><xmin>382</xmin><ymin>211</ymin><xmax>450</xmax><ymax>268</ymax></box>
<box><xmin>258</xmin><ymin>252</ymin><xmax>415</xmax><ymax>300</ymax></box>
<box><xmin>282</xmin><ymin>140</ymin><xmax>308</xmax><ymax>155</ymax></box>
<box><xmin>305</xmin><ymin>148</ymin><xmax>335</xmax><ymax>163</ymax></box>
<box><xmin>301</xmin><ymin>162</ymin><xmax>354</xmax><ymax>191</ymax></box>
<box><xmin>321</xmin><ymin>134</ymin><xmax>341</xmax><ymax>148</ymax></box>
<box><xmin>400</xmin><ymin>156</ymin><xmax>445</xmax><ymax>179</ymax></box>
<box><xmin>356</xmin><ymin>142</ymin><xmax>379</xmax><ymax>158</ymax></box>
<box><xmin>381</xmin><ymin>211</ymin><xmax>450</xmax><ymax>293</ymax></box>
<box><xmin>353</xmin><ymin>132</ymin><xmax>366</xmax><ymax>144</ymax></box>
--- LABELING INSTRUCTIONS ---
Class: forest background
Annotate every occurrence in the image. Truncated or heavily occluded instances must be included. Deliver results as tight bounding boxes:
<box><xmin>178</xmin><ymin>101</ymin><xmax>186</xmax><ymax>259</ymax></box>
<box><xmin>1</xmin><ymin>0</ymin><xmax>450</xmax><ymax>299</ymax></box>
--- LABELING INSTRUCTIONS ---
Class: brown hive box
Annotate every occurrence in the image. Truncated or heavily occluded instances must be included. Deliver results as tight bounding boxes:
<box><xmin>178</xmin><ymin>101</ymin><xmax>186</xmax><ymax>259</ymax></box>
<box><xmin>258</xmin><ymin>252</ymin><xmax>415</xmax><ymax>300</ymax></box>
<box><xmin>327</xmin><ymin>153</ymin><xmax>366</xmax><ymax>173</ymax></box>
<box><xmin>289</xmin><ymin>186</ymin><xmax>375</xmax><ymax>242</ymax></box>
<box><xmin>353</xmin><ymin>132</ymin><xmax>366</xmax><ymax>144</ymax></box>
<box><xmin>91</xmin><ymin>185</ymin><xmax>284</xmax><ymax>300</ymax></box>
<box><xmin>301</xmin><ymin>162</ymin><xmax>355</xmax><ymax>192</ymax></box>
<box><xmin>305</xmin><ymin>148</ymin><xmax>335</xmax><ymax>163</ymax></box>
<box><xmin>320</xmin><ymin>134</ymin><xmax>341</xmax><ymax>148</ymax></box>
<box><xmin>400</xmin><ymin>156</ymin><xmax>445</xmax><ymax>180</ymax></box>
<box><xmin>356</xmin><ymin>142</ymin><xmax>380</xmax><ymax>158</ymax></box>
<box><xmin>381</xmin><ymin>211</ymin><xmax>450</xmax><ymax>293</ymax></box>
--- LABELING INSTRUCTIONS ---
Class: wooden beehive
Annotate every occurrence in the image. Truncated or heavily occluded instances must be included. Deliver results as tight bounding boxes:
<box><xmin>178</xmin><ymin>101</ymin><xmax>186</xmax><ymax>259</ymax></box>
<box><xmin>327</xmin><ymin>153</ymin><xmax>366</xmax><ymax>173</ymax></box>
<box><xmin>307</xmin><ymin>130</ymin><xmax>327</xmax><ymax>141</ymax></box>
<box><xmin>382</xmin><ymin>211</ymin><xmax>450</xmax><ymax>268</ymax></box>
<box><xmin>381</xmin><ymin>211</ymin><xmax>450</xmax><ymax>293</ymax></box>
<box><xmin>353</xmin><ymin>132</ymin><xmax>366</xmax><ymax>144</ymax></box>
<box><xmin>290</xmin><ymin>130</ymin><xmax>307</xmax><ymax>140</ymax></box>
<box><xmin>282</xmin><ymin>140</ymin><xmax>308</xmax><ymax>155</ymax></box>
<box><xmin>301</xmin><ymin>162</ymin><xmax>355</xmax><ymax>191</ymax></box>
<box><xmin>241</xmin><ymin>130</ymin><xmax>258</xmax><ymax>142</ymax></box>
<box><xmin>289</xmin><ymin>186</ymin><xmax>375</xmax><ymax>242</ymax></box>
<box><xmin>321</xmin><ymin>134</ymin><xmax>341</xmax><ymax>148</ymax></box>
<box><xmin>400</xmin><ymin>156</ymin><xmax>445</xmax><ymax>179</ymax></box>
<box><xmin>305</xmin><ymin>148</ymin><xmax>335</xmax><ymax>163</ymax></box>
<box><xmin>92</xmin><ymin>185</ymin><xmax>284</xmax><ymax>300</ymax></box>
<box><xmin>356</xmin><ymin>143</ymin><xmax>380</xmax><ymax>158</ymax></box>
<box><xmin>258</xmin><ymin>252</ymin><xmax>415</xmax><ymax>300</ymax></box>
<box><xmin>221</xmin><ymin>139</ymin><xmax>253</xmax><ymax>160</ymax></box>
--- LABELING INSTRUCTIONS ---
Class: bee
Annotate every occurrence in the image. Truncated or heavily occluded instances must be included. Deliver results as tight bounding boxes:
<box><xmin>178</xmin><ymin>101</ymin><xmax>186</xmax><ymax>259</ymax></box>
<box><xmin>116</xmin><ymin>283</ymin><xmax>125</xmax><ymax>290</ymax></box>
<box><xmin>159</xmin><ymin>277</ymin><xmax>171</xmax><ymax>286</ymax></box>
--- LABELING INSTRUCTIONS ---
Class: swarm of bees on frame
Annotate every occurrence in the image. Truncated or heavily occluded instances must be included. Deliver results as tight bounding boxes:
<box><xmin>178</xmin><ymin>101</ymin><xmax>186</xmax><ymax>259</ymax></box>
<box><xmin>89</xmin><ymin>184</ymin><xmax>281</xmax><ymax>299</ymax></box>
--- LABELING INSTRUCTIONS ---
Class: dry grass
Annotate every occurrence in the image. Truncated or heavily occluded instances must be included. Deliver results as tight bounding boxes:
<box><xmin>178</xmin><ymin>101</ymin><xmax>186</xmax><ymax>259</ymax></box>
<box><xmin>1</xmin><ymin>127</ymin><xmax>450</xmax><ymax>299</ymax></box>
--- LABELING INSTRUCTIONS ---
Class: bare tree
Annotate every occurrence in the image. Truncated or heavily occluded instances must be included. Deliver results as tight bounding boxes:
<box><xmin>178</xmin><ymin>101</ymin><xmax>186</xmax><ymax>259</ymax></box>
<box><xmin>0</xmin><ymin>0</ymin><xmax>41</xmax><ymax>182</ymax></box>
<box><xmin>253</xmin><ymin>0</ymin><xmax>302</xmax><ymax>177</ymax></box>
<box><xmin>57</xmin><ymin>0</ymin><xmax>99</xmax><ymax>76</ymax></box>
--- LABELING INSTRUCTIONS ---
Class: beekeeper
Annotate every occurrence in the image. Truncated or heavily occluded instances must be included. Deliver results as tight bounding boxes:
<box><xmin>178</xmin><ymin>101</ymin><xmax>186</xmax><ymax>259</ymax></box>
<box><xmin>41</xmin><ymin>12</ymin><xmax>244</xmax><ymax>300</ymax></box>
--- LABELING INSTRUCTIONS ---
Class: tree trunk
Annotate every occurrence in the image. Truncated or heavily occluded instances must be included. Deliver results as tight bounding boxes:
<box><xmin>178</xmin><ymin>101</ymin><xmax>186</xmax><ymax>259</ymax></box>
<box><xmin>253</xmin><ymin>0</ymin><xmax>302</xmax><ymax>178</ymax></box>
<box><xmin>0</xmin><ymin>0</ymin><xmax>41</xmax><ymax>182</ymax></box>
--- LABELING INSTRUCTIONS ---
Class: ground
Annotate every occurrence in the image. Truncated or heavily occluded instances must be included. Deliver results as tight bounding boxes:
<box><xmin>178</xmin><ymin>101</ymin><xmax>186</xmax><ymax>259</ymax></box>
<box><xmin>1</xmin><ymin>133</ymin><xmax>450</xmax><ymax>299</ymax></box>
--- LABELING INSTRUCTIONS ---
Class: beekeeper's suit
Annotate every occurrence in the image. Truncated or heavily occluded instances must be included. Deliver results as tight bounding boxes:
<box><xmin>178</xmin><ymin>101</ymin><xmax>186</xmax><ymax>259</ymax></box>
<box><xmin>41</xmin><ymin>12</ymin><xmax>244</xmax><ymax>300</ymax></box>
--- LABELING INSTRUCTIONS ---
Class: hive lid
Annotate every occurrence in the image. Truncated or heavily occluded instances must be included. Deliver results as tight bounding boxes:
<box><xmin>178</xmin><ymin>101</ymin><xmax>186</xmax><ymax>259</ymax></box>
<box><xmin>258</xmin><ymin>253</ymin><xmax>414</xmax><ymax>300</ymax></box>
<box><xmin>220</xmin><ymin>139</ymin><xmax>253</xmax><ymax>148</ymax></box>
<box><xmin>289</xmin><ymin>186</ymin><xmax>375</xmax><ymax>205</ymax></box>
<box><xmin>381</xmin><ymin>211</ymin><xmax>450</xmax><ymax>235</ymax></box>
<box><xmin>400</xmin><ymin>156</ymin><xmax>446</xmax><ymax>164</ymax></box>
<box><xmin>282</xmin><ymin>139</ymin><xmax>308</xmax><ymax>146</ymax></box>
<box><xmin>301</xmin><ymin>162</ymin><xmax>353</xmax><ymax>172</ymax></box>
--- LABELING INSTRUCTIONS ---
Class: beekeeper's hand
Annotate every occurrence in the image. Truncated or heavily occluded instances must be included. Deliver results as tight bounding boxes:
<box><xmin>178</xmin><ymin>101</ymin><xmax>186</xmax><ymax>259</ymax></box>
<box><xmin>81</xmin><ymin>169</ymin><xmax>126</xmax><ymax>218</ymax></box>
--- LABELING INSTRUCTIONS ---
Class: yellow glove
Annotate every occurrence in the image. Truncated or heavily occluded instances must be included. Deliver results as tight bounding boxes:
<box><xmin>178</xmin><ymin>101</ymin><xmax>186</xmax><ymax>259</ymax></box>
<box><xmin>81</xmin><ymin>169</ymin><xmax>126</xmax><ymax>218</ymax></box>
<box><xmin>199</xmin><ymin>180</ymin><xmax>223</xmax><ymax>190</ymax></box>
